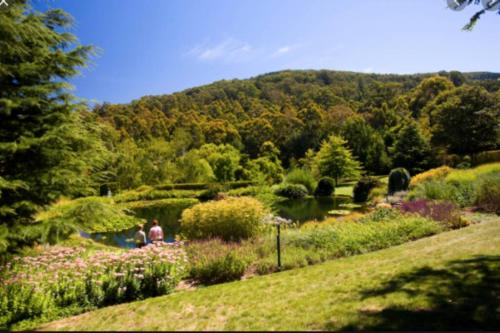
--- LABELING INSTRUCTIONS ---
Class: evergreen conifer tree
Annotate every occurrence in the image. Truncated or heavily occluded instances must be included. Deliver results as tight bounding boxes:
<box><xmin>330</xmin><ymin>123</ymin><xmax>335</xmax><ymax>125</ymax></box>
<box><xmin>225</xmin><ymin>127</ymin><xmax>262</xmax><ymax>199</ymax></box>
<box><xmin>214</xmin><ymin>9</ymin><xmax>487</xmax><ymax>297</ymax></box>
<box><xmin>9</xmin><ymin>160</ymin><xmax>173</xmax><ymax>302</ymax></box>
<box><xmin>392</xmin><ymin>121</ymin><xmax>434</xmax><ymax>175</ymax></box>
<box><xmin>0</xmin><ymin>1</ymin><xmax>98</xmax><ymax>251</ymax></box>
<box><xmin>314</xmin><ymin>135</ymin><xmax>362</xmax><ymax>185</ymax></box>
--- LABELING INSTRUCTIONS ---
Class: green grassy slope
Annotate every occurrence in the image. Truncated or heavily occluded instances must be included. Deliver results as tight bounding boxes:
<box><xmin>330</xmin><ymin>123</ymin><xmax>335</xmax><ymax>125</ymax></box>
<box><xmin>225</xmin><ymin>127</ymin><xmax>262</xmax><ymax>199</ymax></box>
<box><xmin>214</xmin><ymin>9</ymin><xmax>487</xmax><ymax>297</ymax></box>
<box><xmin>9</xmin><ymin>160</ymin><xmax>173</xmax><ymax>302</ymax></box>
<box><xmin>40</xmin><ymin>216</ymin><xmax>500</xmax><ymax>331</ymax></box>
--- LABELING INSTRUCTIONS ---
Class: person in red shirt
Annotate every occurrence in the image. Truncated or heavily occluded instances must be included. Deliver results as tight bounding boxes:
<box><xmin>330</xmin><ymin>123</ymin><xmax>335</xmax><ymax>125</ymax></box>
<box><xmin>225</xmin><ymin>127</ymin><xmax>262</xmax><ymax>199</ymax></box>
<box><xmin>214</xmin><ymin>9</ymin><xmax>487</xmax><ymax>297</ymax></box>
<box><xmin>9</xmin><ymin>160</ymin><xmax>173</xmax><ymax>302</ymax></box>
<box><xmin>148</xmin><ymin>219</ymin><xmax>164</xmax><ymax>243</ymax></box>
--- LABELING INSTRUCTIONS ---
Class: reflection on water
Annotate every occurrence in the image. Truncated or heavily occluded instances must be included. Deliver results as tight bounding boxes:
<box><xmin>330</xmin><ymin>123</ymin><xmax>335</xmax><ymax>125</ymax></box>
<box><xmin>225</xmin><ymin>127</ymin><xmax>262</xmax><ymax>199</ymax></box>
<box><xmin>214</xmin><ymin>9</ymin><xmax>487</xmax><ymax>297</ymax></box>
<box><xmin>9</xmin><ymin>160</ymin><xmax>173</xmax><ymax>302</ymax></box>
<box><xmin>83</xmin><ymin>195</ymin><xmax>364</xmax><ymax>248</ymax></box>
<box><xmin>273</xmin><ymin>195</ymin><xmax>364</xmax><ymax>223</ymax></box>
<box><xmin>81</xmin><ymin>202</ymin><xmax>185</xmax><ymax>248</ymax></box>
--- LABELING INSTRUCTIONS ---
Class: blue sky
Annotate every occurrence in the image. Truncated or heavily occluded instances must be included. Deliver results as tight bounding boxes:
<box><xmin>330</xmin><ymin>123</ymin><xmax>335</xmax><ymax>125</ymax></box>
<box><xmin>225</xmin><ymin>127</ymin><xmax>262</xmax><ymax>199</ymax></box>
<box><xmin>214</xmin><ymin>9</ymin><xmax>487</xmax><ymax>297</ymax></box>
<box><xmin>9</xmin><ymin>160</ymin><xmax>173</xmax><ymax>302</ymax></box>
<box><xmin>36</xmin><ymin>0</ymin><xmax>500</xmax><ymax>104</ymax></box>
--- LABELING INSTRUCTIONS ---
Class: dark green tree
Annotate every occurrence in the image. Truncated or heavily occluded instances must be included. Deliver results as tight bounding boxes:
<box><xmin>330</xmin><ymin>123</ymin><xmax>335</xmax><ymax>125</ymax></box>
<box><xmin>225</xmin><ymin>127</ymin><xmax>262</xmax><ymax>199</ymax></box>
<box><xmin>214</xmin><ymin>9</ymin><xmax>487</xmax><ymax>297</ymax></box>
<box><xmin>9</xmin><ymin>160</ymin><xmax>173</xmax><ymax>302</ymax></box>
<box><xmin>297</xmin><ymin>101</ymin><xmax>326</xmax><ymax>154</ymax></box>
<box><xmin>0</xmin><ymin>2</ymin><xmax>96</xmax><ymax>251</ymax></box>
<box><xmin>239</xmin><ymin>118</ymin><xmax>274</xmax><ymax>157</ymax></box>
<box><xmin>429</xmin><ymin>86</ymin><xmax>499</xmax><ymax>159</ymax></box>
<box><xmin>408</xmin><ymin>76</ymin><xmax>454</xmax><ymax>118</ymax></box>
<box><xmin>342</xmin><ymin>116</ymin><xmax>391</xmax><ymax>174</ymax></box>
<box><xmin>392</xmin><ymin>121</ymin><xmax>435</xmax><ymax>175</ymax></box>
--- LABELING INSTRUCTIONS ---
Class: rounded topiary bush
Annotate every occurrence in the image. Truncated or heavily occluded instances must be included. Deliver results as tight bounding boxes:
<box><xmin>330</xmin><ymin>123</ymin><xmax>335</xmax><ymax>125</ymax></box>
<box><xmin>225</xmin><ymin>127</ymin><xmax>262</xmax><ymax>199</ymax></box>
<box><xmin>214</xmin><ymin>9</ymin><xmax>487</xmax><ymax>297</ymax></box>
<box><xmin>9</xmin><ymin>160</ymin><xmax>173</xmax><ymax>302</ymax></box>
<box><xmin>388</xmin><ymin>168</ymin><xmax>411</xmax><ymax>194</ymax></box>
<box><xmin>353</xmin><ymin>176</ymin><xmax>380</xmax><ymax>203</ymax></box>
<box><xmin>180</xmin><ymin>197</ymin><xmax>268</xmax><ymax>241</ymax></box>
<box><xmin>314</xmin><ymin>177</ymin><xmax>335</xmax><ymax>197</ymax></box>
<box><xmin>274</xmin><ymin>183</ymin><xmax>308</xmax><ymax>199</ymax></box>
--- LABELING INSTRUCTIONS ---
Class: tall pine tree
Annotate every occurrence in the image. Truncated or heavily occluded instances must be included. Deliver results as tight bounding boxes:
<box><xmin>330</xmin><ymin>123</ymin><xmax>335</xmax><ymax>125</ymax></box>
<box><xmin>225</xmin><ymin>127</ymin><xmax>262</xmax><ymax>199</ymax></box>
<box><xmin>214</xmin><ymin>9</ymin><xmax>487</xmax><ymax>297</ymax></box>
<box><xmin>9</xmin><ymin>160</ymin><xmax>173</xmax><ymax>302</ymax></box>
<box><xmin>0</xmin><ymin>1</ymin><xmax>98</xmax><ymax>252</ymax></box>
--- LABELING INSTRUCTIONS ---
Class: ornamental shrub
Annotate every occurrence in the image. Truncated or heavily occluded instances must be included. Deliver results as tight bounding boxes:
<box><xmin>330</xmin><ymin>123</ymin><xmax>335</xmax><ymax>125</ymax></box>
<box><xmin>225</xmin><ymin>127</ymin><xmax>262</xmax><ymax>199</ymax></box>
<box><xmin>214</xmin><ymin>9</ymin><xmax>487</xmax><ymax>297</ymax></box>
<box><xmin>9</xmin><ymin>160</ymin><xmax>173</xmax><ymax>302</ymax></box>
<box><xmin>360</xmin><ymin>207</ymin><xmax>402</xmax><ymax>222</ymax></box>
<box><xmin>445</xmin><ymin>162</ymin><xmax>500</xmax><ymax>183</ymax></box>
<box><xmin>399</xmin><ymin>199</ymin><xmax>468</xmax><ymax>229</ymax></box>
<box><xmin>274</xmin><ymin>183</ymin><xmax>308</xmax><ymax>199</ymax></box>
<box><xmin>388</xmin><ymin>168</ymin><xmax>411</xmax><ymax>194</ymax></box>
<box><xmin>410</xmin><ymin>166</ymin><xmax>453</xmax><ymax>187</ymax></box>
<box><xmin>314</xmin><ymin>177</ymin><xmax>335</xmax><ymax>197</ymax></box>
<box><xmin>284</xmin><ymin>169</ymin><xmax>316</xmax><ymax>193</ymax></box>
<box><xmin>186</xmin><ymin>240</ymin><xmax>248</xmax><ymax>285</ymax></box>
<box><xmin>409</xmin><ymin>179</ymin><xmax>477</xmax><ymax>207</ymax></box>
<box><xmin>408</xmin><ymin>164</ymin><xmax>500</xmax><ymax>210</ymax></box>
<box><xmin>475</xmin><ymin>172</ymin><xmax>500</xmax><ymax>213</ymax></box>
<box><xmin>446</xmin><ymin>180</ymin><xmax>477</xmax><ymax>207</ymax></box>
<box><xmin>180</xmin><ymin>197</ymin><xmax>268</xmax><ymax>241</ymax></box>
<box><xmin>353</xmin><ymin>177</ymin><xmax>380</xmax><ymax>203</ymax></box>
<box><xmin>190</xmin><ymin>253</ymin><xmax>246</xmax><ymax>285</ymax></box>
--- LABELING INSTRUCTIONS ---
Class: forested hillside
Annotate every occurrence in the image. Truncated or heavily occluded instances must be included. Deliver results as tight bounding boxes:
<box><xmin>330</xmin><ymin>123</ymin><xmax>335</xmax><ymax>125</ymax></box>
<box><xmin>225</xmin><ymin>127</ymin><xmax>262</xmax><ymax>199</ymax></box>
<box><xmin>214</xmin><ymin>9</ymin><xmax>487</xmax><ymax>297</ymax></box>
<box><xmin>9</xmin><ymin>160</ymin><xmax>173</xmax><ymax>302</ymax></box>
<box><xmin>86</xmin><ymin>70</ymin><xmax>500</xmax><ymax>191</ymax></box>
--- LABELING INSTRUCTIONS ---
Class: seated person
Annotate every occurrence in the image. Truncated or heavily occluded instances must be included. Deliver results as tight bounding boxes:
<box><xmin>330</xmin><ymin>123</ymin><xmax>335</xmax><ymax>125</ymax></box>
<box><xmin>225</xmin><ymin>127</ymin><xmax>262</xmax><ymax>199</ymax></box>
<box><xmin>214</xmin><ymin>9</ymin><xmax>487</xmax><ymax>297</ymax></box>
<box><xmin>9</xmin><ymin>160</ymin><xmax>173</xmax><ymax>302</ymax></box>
<box><xmin>148</xmin><ymin>219</ymin><xmax>164</xmax><ymax>243</ymax></box>
<box><xmin>134</xmin><ymin>225</ymin><xmax>146</xmax><ymax>248</ymax></box>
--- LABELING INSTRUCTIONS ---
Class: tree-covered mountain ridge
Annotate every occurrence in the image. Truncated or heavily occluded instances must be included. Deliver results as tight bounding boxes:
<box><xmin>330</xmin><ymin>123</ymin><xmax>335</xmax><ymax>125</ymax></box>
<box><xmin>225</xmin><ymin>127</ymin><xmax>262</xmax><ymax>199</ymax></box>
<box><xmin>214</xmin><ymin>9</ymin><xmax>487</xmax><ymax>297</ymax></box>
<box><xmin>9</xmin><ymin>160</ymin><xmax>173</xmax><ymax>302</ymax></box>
<box><xmin>91</xmin><ymin>69</ymin><xmax>499</xmax><ymax>166</ymax></box>
<box><xmin>112</xmin><ymin>69</ymin><xmax>500</xmax><ymax>106</ymax></box>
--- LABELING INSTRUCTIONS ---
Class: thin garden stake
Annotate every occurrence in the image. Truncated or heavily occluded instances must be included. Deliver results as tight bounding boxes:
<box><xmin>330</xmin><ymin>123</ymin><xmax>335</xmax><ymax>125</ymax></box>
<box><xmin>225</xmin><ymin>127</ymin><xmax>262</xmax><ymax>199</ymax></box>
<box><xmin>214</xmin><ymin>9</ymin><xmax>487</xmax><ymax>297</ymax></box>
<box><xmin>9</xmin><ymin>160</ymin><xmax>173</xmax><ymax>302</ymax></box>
<box><xmin>276</xmin><ymin>223</ymin><xmax>281</xmax><ymax>269</ymax></box>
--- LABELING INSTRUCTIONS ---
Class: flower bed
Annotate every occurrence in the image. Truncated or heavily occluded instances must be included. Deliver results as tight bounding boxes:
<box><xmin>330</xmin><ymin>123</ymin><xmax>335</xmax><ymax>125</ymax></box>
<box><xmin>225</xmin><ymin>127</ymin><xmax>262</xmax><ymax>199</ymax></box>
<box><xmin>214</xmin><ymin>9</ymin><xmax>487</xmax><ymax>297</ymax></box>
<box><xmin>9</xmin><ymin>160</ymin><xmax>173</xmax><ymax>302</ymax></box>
<box><xmin>0</xmin><ymin>243</ymin><xmax>187</xmax><ymax>329</ymax></box>
<box><xmin>399</xmin><ymin>199</ymin><xmax>469</xmax><ymax>229</ymax></box>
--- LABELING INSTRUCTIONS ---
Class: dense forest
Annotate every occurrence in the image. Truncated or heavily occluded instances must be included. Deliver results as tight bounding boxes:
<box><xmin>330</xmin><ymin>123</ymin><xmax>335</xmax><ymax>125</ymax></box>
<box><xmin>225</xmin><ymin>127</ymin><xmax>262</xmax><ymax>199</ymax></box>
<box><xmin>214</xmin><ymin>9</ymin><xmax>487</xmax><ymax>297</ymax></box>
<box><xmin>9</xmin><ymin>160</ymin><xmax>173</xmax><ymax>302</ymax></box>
<box><xmin>87</xmin><ymin>69</ymin><xmax>500</xmax><ymax>190</ymax></box>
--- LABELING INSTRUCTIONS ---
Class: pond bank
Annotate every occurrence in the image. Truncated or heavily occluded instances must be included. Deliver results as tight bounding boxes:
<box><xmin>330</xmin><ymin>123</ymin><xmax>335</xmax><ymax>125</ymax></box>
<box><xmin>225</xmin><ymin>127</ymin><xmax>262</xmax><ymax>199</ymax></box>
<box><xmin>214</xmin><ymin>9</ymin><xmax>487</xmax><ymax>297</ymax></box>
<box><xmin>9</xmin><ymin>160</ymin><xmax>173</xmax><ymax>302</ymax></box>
<box><xmin>84</xmin><ymin>195</ymin><xmax>365</xmax><ymax>249</ymax></box>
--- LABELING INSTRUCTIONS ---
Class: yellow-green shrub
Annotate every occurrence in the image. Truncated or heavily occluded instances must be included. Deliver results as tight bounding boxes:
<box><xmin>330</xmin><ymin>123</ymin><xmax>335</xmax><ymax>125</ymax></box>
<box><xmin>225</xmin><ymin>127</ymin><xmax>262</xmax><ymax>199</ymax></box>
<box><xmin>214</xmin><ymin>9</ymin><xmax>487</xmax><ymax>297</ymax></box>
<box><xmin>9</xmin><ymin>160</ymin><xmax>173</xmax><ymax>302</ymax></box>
<box><xmin>409</xmin><ymin>163</ymin><xmax>500</xmax><ymax>208</ymax></box>
<box><xmin>180</xmin><ymin>197</ymin><xmax>269</xmax><ymax>241</ymax></box>
<box><xmin>410</xmin><ymin>166</ymin><xmax>453</xmax><ymax>187</ymax></box>
<box><xmin>445</xmin><ymin>162</ymin><xmax>500</xmax><ymax>183</ymax></box>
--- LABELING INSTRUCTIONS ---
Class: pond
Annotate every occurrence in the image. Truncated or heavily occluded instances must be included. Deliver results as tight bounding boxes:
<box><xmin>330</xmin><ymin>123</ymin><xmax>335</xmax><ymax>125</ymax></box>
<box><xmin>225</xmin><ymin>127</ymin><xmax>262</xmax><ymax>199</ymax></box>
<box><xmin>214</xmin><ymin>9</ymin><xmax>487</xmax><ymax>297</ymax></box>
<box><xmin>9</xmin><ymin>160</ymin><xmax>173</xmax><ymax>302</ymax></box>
<box><xmin>272</xmin><ymin>195</ymin><xmax>365</xmax><ymax>223</ymax></box>
<box><xmin>81</xmin><ymin>195</ymin><xmax>365</xmax><ymax>248</ymax></box>
<box><xmin>80</xmin><ymin>202</ymin><xmax>187</xmax><ymax>249</ymax></box>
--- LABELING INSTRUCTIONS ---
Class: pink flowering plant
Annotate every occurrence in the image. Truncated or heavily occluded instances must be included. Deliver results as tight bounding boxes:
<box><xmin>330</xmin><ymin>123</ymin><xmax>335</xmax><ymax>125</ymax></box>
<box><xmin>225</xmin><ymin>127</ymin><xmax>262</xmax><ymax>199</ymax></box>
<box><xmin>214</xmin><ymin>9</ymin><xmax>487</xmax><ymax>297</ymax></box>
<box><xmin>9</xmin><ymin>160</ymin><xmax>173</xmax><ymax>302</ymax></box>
<box><xmin>0</xmin><ymin>242</ymin><xmax>187</xmax><ymax>329</ymax></box>
<box><xmin>399</xmin><ymin>199</ymin><xmax>468</xmax><ymax>229</ymax></box>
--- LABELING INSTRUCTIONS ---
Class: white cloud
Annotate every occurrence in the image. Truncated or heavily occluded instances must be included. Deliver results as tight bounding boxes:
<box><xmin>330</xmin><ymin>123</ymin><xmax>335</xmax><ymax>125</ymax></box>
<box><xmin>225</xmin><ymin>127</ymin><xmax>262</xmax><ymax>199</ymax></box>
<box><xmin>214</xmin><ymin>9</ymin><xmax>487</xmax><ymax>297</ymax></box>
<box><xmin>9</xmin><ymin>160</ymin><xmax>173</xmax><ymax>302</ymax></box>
<box><xmin>274</xmin><ymin>46</ymin><xmax>292</xmax><ymax>56</ymax></box>
<box><xmin>271</xmin><ymin>44</ymin><xmax>302</xmax><ymax>58</ymax></box>
<box><xmin>362</xmin><ymin>67</ymin><xmax>374</xmax><ymax>73</ymax></box>
<box><xmin>187</xmin><ymin>38</ymin><xmax>253</xmax><ymax>62</ymax></box>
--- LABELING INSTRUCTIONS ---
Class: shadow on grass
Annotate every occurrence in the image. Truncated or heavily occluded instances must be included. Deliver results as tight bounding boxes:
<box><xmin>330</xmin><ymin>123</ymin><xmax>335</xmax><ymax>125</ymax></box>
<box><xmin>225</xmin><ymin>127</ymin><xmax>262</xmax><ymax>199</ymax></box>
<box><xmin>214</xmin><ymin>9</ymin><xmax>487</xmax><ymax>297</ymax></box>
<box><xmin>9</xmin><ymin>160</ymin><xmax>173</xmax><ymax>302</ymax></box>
<box><xmin>330</xmin><ymin>255</ymin><xmax>500</xmax><ymax>331</ymax></box>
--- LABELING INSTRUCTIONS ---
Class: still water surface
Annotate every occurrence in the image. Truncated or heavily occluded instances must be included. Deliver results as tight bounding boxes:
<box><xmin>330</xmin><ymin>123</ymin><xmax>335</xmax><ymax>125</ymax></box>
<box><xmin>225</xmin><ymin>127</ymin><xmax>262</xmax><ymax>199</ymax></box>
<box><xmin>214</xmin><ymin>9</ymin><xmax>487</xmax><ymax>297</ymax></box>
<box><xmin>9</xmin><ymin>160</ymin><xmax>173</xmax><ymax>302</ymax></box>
<box><xmin>82</xmin><ymin>195</ymin><xmax>364</xmax><ymax>248</ymax></box>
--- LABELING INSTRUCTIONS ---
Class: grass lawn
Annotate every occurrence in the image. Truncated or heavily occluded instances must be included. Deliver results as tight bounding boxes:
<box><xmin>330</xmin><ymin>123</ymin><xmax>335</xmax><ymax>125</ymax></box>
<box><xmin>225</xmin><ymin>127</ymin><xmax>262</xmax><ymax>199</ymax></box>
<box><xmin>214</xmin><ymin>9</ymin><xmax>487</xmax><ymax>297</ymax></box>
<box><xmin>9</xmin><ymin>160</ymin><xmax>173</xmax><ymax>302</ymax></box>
<box><xmin>39</xmin><ymin>215</ymin><xmax>500</xmax><ymax>331</ymax></box>
<box><xmin>335</xmin><ymin>175</ymin><xmax>387</xmax><ymax>197</ymax></box>
<box><xmin>334</xmin><ymin>185</ymin><xmax>353</xmax><ymax>196</ymax></box>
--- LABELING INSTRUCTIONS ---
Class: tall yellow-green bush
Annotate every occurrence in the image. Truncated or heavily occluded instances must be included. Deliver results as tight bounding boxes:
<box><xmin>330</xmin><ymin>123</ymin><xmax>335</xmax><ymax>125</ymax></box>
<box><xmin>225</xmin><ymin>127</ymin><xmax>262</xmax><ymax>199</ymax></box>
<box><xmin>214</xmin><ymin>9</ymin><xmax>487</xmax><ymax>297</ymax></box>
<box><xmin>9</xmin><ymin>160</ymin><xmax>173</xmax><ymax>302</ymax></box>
<box><xmin>410</xmin><ymin>166</ymin><xmax>453</xmax><ymax>187</ymax></box>
<box><xmin>180</xmin><ymin>197</ymin><xmax>269</xmax><ymax>241</ymax></box>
